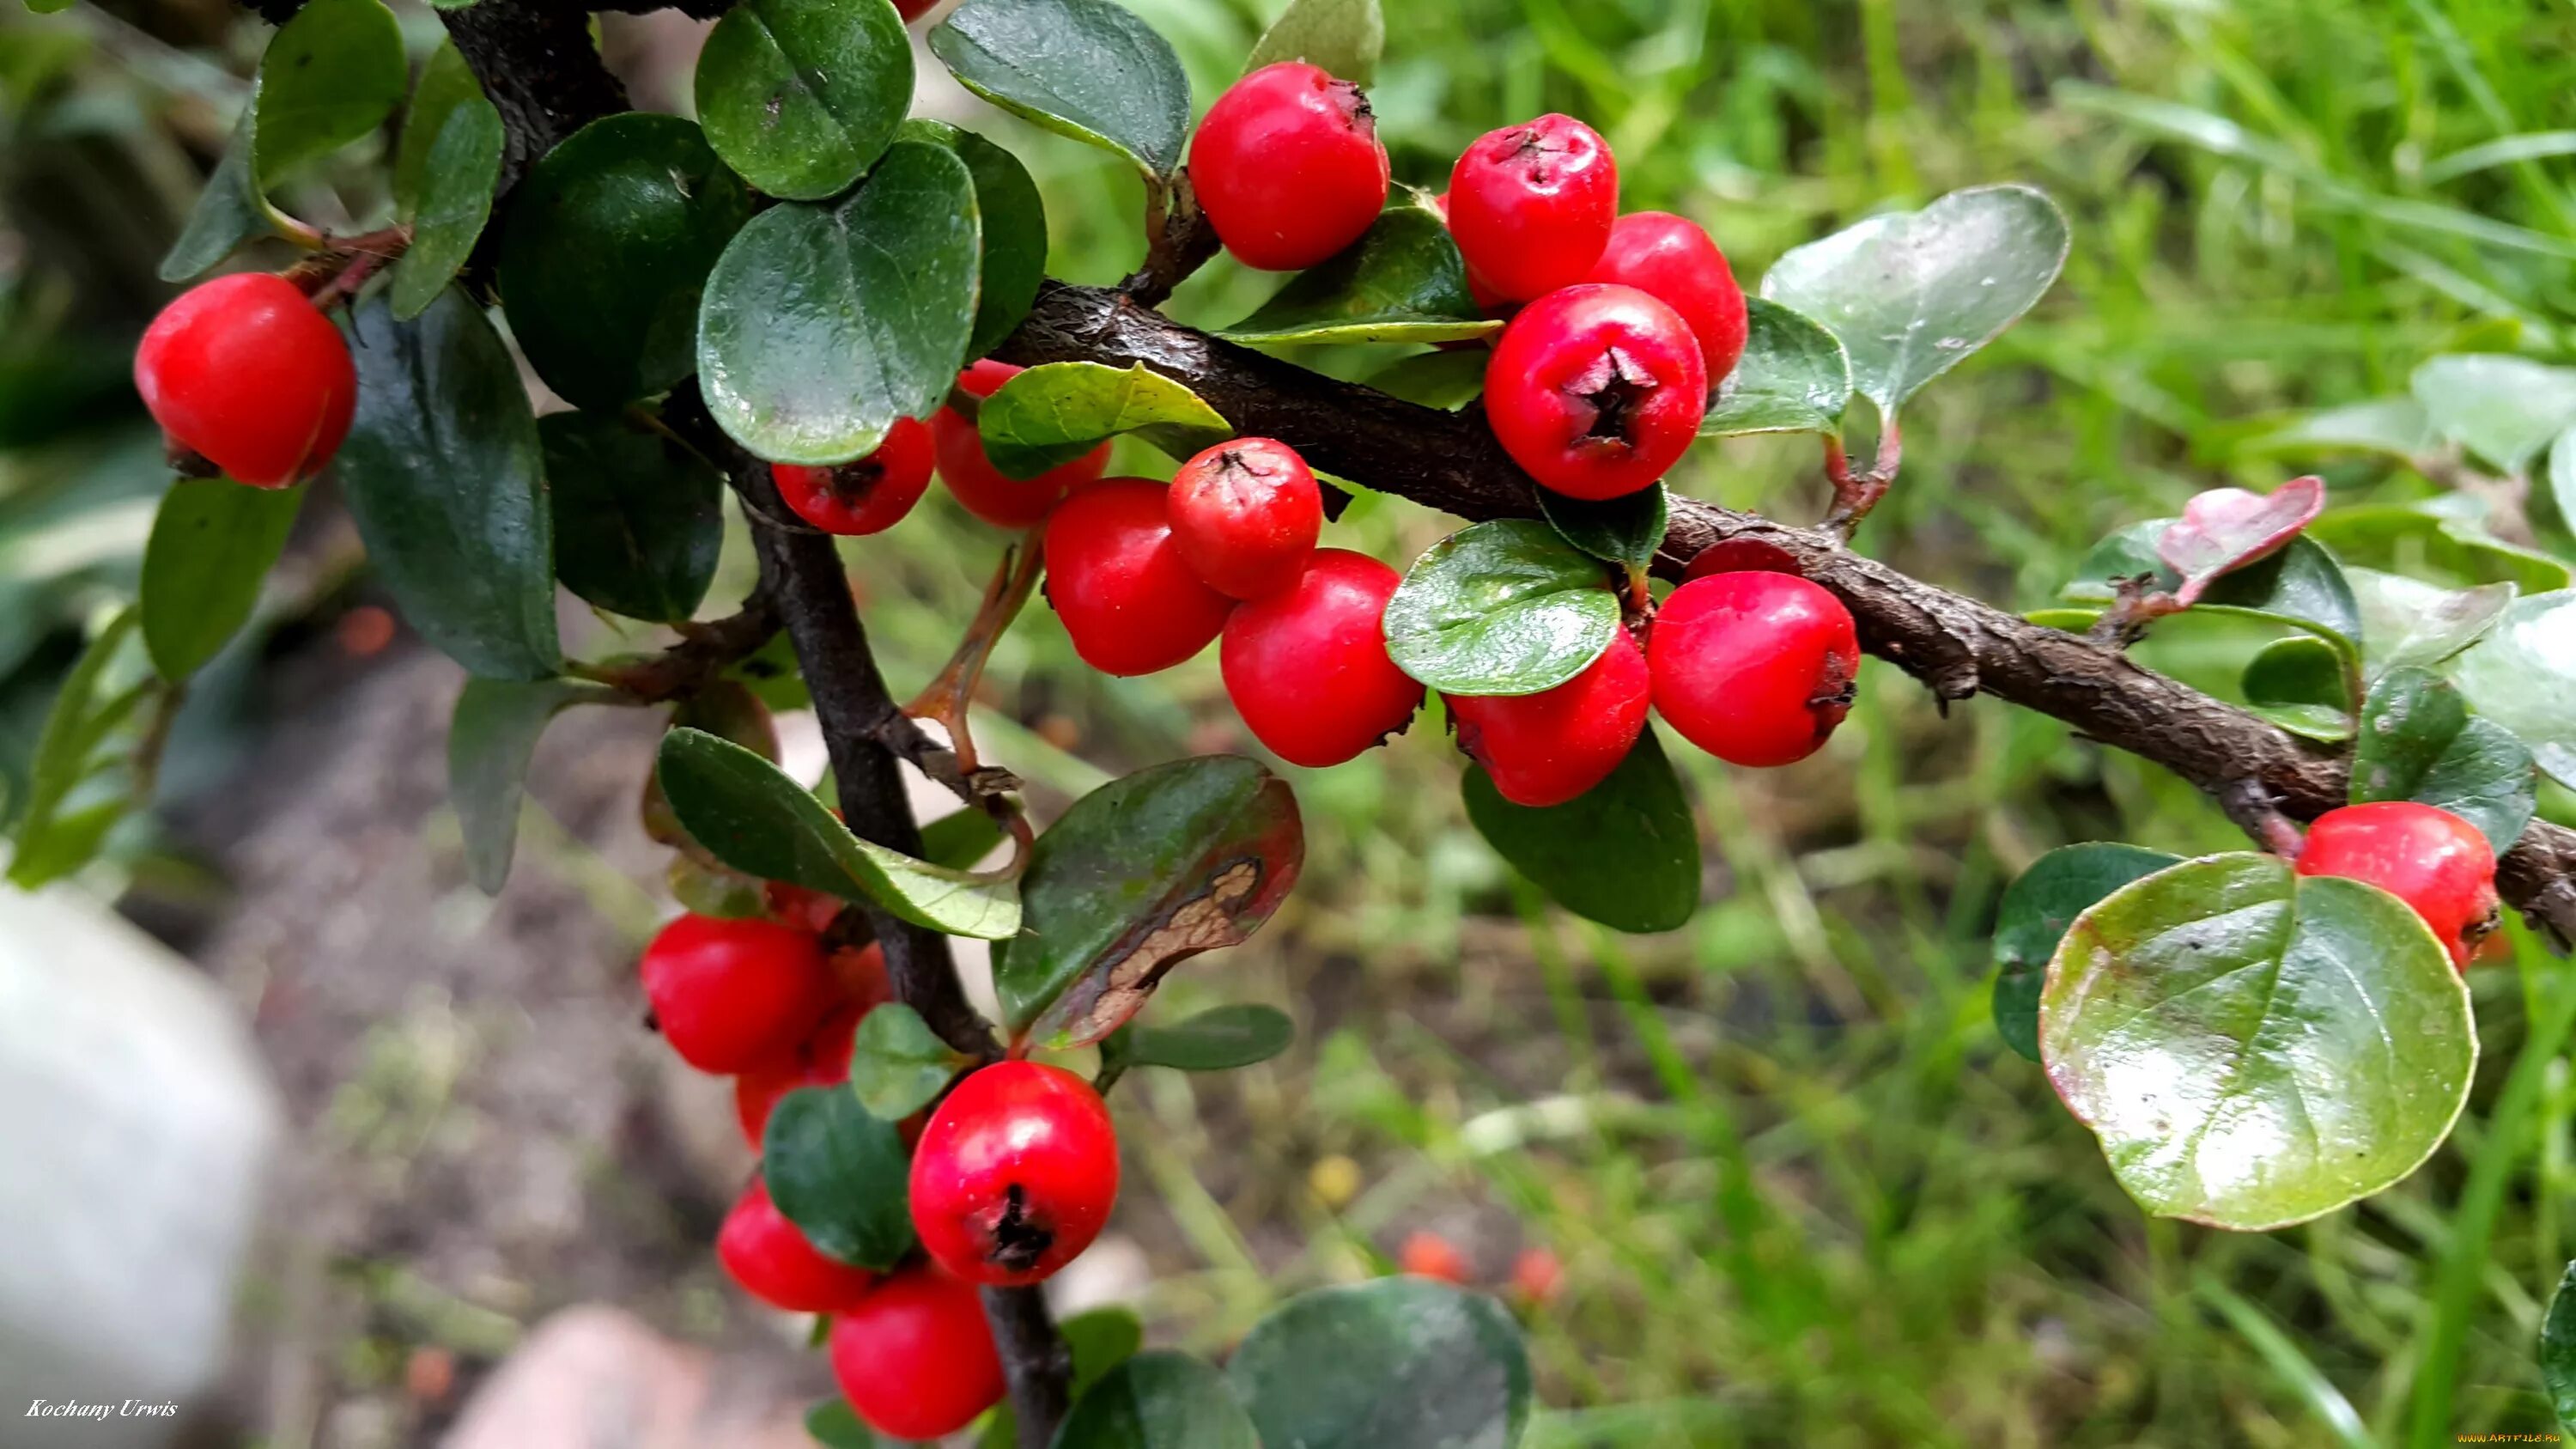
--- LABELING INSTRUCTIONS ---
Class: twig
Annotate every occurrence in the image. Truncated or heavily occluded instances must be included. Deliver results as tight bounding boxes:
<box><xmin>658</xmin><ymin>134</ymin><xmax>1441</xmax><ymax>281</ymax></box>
<box><xmin>569</xmin><ymin>594</ymin><xmax>780</xmax><ymax>703</ymax></box>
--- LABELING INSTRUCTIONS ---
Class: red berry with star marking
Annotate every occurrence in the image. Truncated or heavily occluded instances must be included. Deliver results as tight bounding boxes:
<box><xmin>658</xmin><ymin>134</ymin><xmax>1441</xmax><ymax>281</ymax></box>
<box><xmin>1042</xmin><ymin>478</ymin><xmax>1236</xmax><ymax>675</ymax></box>
<box><xmin>908</xmin><ymin>1062</ymin><xmax>1120</xmax><ymax>1288</ymax></box>
<box><xmin>771</xmin><ymin>417</ymin><xmax>934</xmax><ymax>535</ymax></box>
<box><xmin>2296</xmin><ymin>801</ymin><xmax>2500</xmax><ymax>969</ymax></box>
<box><xmin>1449</xmin><ymin>627</ymin><xmax>1649</xmax><ymax>807</ymax></box>
<box><xmin>1486</xmin><ymin>283</ymin><xmax>1706</xmax><ymax>500</ymax></box>
<box><xmin>1587</xmin><ymin>211</ymin><xmax>1747</xmax><ymax>385</ymax></box>
<box><xmin>135</xmin><ymin>271</ymin><xmax>357</xmax><ymax>487</ymax></box>
<box><xmin>934</xmin><ymin>361</ymin><xmax>1112</xmax><ymax>529</ymax></box>
<box><xmin>1649</xmin><ymin>571</ymin><xmax>1859</xmax><ymax>769</ymax></box>
<box><xmin>1447</xmin><ymin>113</ymin><xmax>1619</xmax><ymax>302</ymax></box>
<box><xmin>828</xmin><ymin>1267</ymin><xmax>1005</xmax><ymax>1440</ymax></box>
<box><xmin>1167</xmin><ymin>437</ymin><xmax>1324</xmax><ymax>600</ymax></box>
<box><xmin>1193</xmin><ymin>62</ymin><xmax>1390</xmax><ymax>272</ymax></box>
<box><xmin>638</xmin><ymin>913</ymin><xmax>835</xmax><ymax>1073</ymax></box>
<box><xmin>1221</xmin><ymin>549</ymin><xmax>1424</xmax><ymax>767</ymax></box>
<box><xmin>715</xmin><ymin>1178</ymin><xmax>878</xmax><ymax>1313</ymax></box>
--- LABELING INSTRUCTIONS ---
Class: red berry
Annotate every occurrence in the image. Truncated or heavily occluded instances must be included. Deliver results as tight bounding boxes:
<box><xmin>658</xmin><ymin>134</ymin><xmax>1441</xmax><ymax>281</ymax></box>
<box><xmin>715</xmin><ymin>1178</ymin><xmax>878</xmax><ymax>1313</ymax></box>
<box><xmin>1449</xmin><ymin>627</ymin><xmax>1649</xmax><ymax>807</ymax></box>
<box><xmin>1649</xmin><ymin>571</ymin><xmax>1859</xmax><ymax>768</ymax></box>
<box><xmin>734</xmin><ymin>1001</ymin><xmax>864</xmax><ymax>1148</ymax></box>
<box><xmin>1447</xmin><ymin>114</ymin><xmax>1619</xmax><ymax>302</ymax></box>
<box><xmin>638</xmin><ymin>913</ymin><xmax>835</xmax><ymax>1073</ymax></box>
<box><xmin>1681</xmin><ymin>537</ymin><xmax>1803</xmax><ymax>581</ymax></box>
<box><xmin>1399</xmin><ymin>1232</ymin><xmax>1470</xmax><ymax>1284</ymax></box>
<box><xmin>1042</xmin><ymin>478</ymin><xmax>1235</xmax><ymax>676</ymax></box>
<box><xmin>1192</xmin><ymin>62</ymin><xmax>1390</xmax><ymax>272</ymax></box>
<box><xmin>1587</xmin><ymin>211</ymin><xmax>1747</xmax><ymax>384</ymax></box>
<box><xmin>134</xmin><ymin>272</ymin><xmax>357</xmax><ymax>487</ymax></box>
<box><xmin>1485</xmin><ymin>283</ymin><xmax>1707</xmax><ymax>500</ymax></box>
<box><xmin>895</xmin><ymin>0</ymin><xmax>939</xmax><ymax>18</ymax></box>
<box><xmin>1511</xmin><ymin>1246</ymin><xmax>1564</xmax><ymax>1304</ymax></box>
<box><xmin>1425</xmin><ymin>191</ymin><xmax>1513</xmax><ymax>317</ymax></box>
<box><xmin>1221</xmin><ymin>549</ymin><xmax>1424</xmax><ymax>767</ymax></box>
<box><xmin>1167</xmin><ymin>437</ymin><xmax>1324</xmax><ymax>600</ymax></box>
<box><xmin>2296</xmin><ymin>801</ymin><xmax>2500</xmax><ymax>969</ymax></box>
<box><xmin>764</xmin><ymin>880</ymin><xmax>843</xmax><ymax>935</ymax></box>
<box><xmin>772</xmin><ymin>417</ymin><xmax>934</xmax><ymax>535</ymax></box>
<box><xmin>908</xmin><ymin>1062</ymin><xmax>1120</xmax><ymax>1288</ymax></box>
<box><xmin>828</xmin><ymin>1267</ymin><xmax>1005</xmax><ymax>1440</ymax></box>
<box><xmin>934</xmin><ymin>361</ymin><xmax>1112</xmax><ymax>529</ymax></box>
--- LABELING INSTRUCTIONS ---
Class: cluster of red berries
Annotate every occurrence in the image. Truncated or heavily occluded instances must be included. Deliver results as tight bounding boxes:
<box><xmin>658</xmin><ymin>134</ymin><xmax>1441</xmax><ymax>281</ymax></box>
<box><xmin>2295</xmin><ymin>801</ymin><xmax>2502</xmax><ymax>970</ymax></box>
<box><xmin>638</xmin><ymin>897</ymin><xmax>1121</xmax><ymax>1440</ymax></box>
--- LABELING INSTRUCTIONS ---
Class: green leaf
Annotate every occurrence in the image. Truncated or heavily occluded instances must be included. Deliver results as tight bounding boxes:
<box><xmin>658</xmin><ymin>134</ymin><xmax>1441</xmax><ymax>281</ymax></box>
<box><xmin>761</xmin><ymin>1086</ymin><xmax>915</xmax><ymax>1270</ymax></box>
<box><xmin>1243</xmin><ymin>0</ymin><xmax>1382</xmax><ymax>85</ymax></box>
<box><xmin>388</xmin><ymin>97</ymin><xmax>502</xmax><ymax>321</ymax></box>
<box><xmin>161</xmin><ymin>111</ymin><xmax>286</xmax><ymax>283</ymax></box>
<box><xmin>1759</xmin><ymin>184</ymin><xmax>2068</xmax><ymax>417</ymax></box>
<box><xmin>805</xmin><ymin>1398</ymin><xmax>879</xmax><ymax>1449</ymax></box>
<box><xmin>5</xmin><ymin>610</ymin><xmax>149</xmax><ymax>890</ymax></box>
<box><xmin>928</xmin><ymin>0</ymin><xmax>1193</xmax><ymax>180</ymax></box>
<box><xmin>448</xmin><ymin>678</ymin><xmax>614</xmax><ymax>894</ymax></box>
<box><xmin>2242</xmin><ymin>635</ymin><xmax>2354</xmax><ymax>743</ymax></box>
<box><xmin>1123</xmin><ymin>1003</ymin><xmax>1293</xmax><ymax>1071</ymax></box>
<box><xmin>977</xmin><ymin>362</ymin><xmax>1228</xmax><ymax>479</ymax></box>
<box><xmin>847</xmin><ymin>1003</ymin><xmax>968</xmax><ymax>1119</ymax></box>
<box><xmin>2449</xmin><ymin>590</ymin><xmax>2576</xmax><ymax>788</ymax></box>
<box><xmin>1382</xmin><ymin>519</ymin><xmax>1620</xmax><ymax>697</ymax></box>
<box><xmin>1053</xmin><ymin>1352</ymin><xmax>1261</xmax><ymax>1449</ymax></box>
<box><xmin>899</xmin><ymin>119</ymin><xmax>1050</xmax><ymax>359</ymax></box>
<box><xmin>499</xmin><ymin>113</ymin><xmax>756</xmax><ymax>411</ymax></box>
<box><xmin>539</xmin><ymin>411</ymin><xmax>726</xmax><ymax>624</ymax></box>
<box><xmin>1463</xmin><ymin>727</ymin><xmax>1698</xmax><ymax>935</ymax></box>
<box><xmin>2039</xmin><ymin>853</ymin><xmax>2475</xmax><ymax>1231</ymax></box>
<box><xmin>1001</xmin><ymin>756</ymin><xmax>1304</xmax><ymax>1044</ymax></box>
<box><xmin>668</xmin><ymin>855</ymin><xmax>770</xmax><ymax>919</ymax></box>
<box><xmin>2553</xmin><ymin>424</ymin><xmax>2576</xmax><ymax>548</ymax></box>
<box><xmin>921</xmin><ymin>806</ymin><xmax>1008</xmax><ymax>869</ymax></box>
<box><xmin>1539</xmin><ymin>484</ymin><xmax>1667</xmax><ymax>581</ymax></box>
<box><xmin>393</xmin><ymin>43</ymin><xmax>484</xmax><ymax>215</ymax></box>
<box><xmin>1990</xmin><ymin>843</ymin><xmax>2181</xmax><ymax>1064</ymax></box>
<box><xmin>698</xmin><ymin>139</ymin><xmax>981</xmax><ymax>465</ymax></box>
<box><xmin>2410</xmin><ymin>354</ymin><xmax>2576</xmax><ymax>475</ymax></box>
<box><xmin>1698</xmin><ymin>297</ymin><xmax>1852</xmax><ymax>437</ymax></box>
<box><xmin>2545</xmin><ymin>1261</ymin><xmax>2576</xmax><ymax>1438</ymax></box>
<box><xmin>139</xmin><ymin>479</ymin><xmax>302</xmax><ymax>681</ymax></box>
<box><xmin>2310</xmin><ymin>502</ymin><xmax>2572</xmax><ymax>594</ymax></box>
<box><xmin>1218</xmin><ymin>207</ymin><xmax>1497</xmax><ymax>347</ymax></box>
<box><xmin>1227</xmin><ymin>1278</ymin><xmax>1532</xmax><ymax>1449</ymax></box>
<box><xmin>655</xmin><ymin>728</ymin><xmax>1022</xmax><ymax>938</ymax></box>
<box><xmin>2245</xmin><ymin>396</ymin><xmax>2433</xmax><ymax>464</ymax></box>
<box><xmin>340</xmin><ymin>289</ymin><xmax>562</xmax><ymax>681</ymax></box>
<box><xmin>696</xmin><ymin>0</ymin><xmax>913</xmax><ymax>201</ymax></box>
<box><xmin>252</xmin><ymin>0</ymin><xmax>405</xmax><ymax>179</ymax></box>
<box><xmin>2346</xmin><ymin>568</ymin><xmax>2513</xmax><ymax>684</ymax></box>
<box><xmin>2063</xmin><ymin>522</ymin><xmax>2360</xmax><ymax>656</ymax></box>
<box><xmin>1364</xmin><ymin>350</ymin><xmax>1486</xmax><ymax>411</ymax></box>
<box><xmin>2352</xmin><ymin>667</ymin><xmax>2537</xmax><ymax>854</ymax></box>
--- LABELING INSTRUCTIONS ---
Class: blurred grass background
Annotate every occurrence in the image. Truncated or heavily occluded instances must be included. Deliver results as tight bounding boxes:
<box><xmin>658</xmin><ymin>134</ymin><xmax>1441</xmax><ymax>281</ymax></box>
<box><xmin>8</xmin><ymin>0</ymin><xmax>2576</xmax><ymax>1445</ymax></box>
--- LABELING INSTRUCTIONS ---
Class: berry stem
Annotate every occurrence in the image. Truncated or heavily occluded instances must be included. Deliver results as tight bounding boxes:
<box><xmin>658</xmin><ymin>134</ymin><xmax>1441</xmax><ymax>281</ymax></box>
<box><xmin>1820</xmin><ymin>415</ymin><xmax>1903</xmax><ymax>538</ymax></box>
<box><xmin>903</xmin><ymin>538</ymin><xmax>1046</xmax><ymax>878</ymax></box>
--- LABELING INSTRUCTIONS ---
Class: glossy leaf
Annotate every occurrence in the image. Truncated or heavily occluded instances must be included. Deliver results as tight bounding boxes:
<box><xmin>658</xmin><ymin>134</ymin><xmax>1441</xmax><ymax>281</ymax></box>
<box><xmin>1366</xmin><ymin>350</ymin><xmax>1486</xmax><ymax>411</ymax></box>
<box><xmin>388</xmin><ymin>96</ymin><xmax>502</xmax><ymax>321</ymax></box>
<box><xmin>899</xmin><ymin>119</ymin><xmax>1049</xmax><ymax>358</ymax></box>
<box><xmin>929</xmin><ymin>0</ymin><xmax>1193</xmax><ymax>180</ymax></box>
<box><xmin>1383</xmin><ymin>519</ymin><xmax>1621</xmax><ymax>696</ymax></box>
<box><xmin>392</xmin><ymin>43</ymin><xmax>483</xmax><ymax>214</ymax></box>
<box><xmin>1539</xmin><ymin>484</ymin><xmax>1667</xmax><ymax>581</ymax></box>
<box><xmin>449</xmin><ymin>678</ymin><xmax>615</xmax><ymax>895</ymax></box>
<box><xmin>1122</xmin><ymin>1003</ymin><xmax>1293</xmax><ymax>1072</ymax></box>
<box><xmin>1463</xmin><ymin>727</ymin><xmax>1698</xmax><ymax>935</ymax></box>
<box><xmin>2310</xmin><ymin>502</ymin><xmax>2571</xmax><ymax>594</ymax></box>
<box><xmin>2040</xmin><ymin>853</ymin><xmax>2475</xmax><ymax>1231</ymax></box>
<box><xmin>2242</xmin><ymin>635</ymin><xmax>2354</xmax><ymax>743</ymax></box>
<box><xmin>848</xmin><ymin>1003</ymin><xmax>969</xmax><ymax>1120</ymax></box>
<box><xmin>1220</xmin><ymin>207</ymin><xmax>1496</xmax><ymax>347</ymax></box>
<box><xmin>1001</xmin><ymin>756</ymin><xmax>1304</xmax><ymax>1045</ymax></box>
<box><xmin>340</xmin><ymin>290</ymin><xmax>562</xmax><ymax>681</ymax></box>
<box><xmin>1243</xmin><ymin>0</ymin><xmax>1382</xmax><ymax>84</ymax></box>
<box><xmin>1699</xmin><ymin>297</ymin><xmax>1853</xmax><ymax>437</ymax></box>
<box><xmin>1759</xmin><ymin>184</ymin><xmax>2068</xmax><ymax>416</ymax></box>
<box><xmin>2545</xmin><ymin>1261</ymin><xmax>2576</xmax><ymax>1438</ymax></box>
<box><xmin>499</xmin><ymin>114</ymin><xmax>755</xmax><ymax>411</ymax></box>
<box><xmin>538</xmin><ymin>411</ymin><xmax>726</xmax><ymax>624</ymax></box>
<box><xmin>252</xmin><ymin>0</ymin><xmax>405</xmax><ymax>179</ymax></box>
<box><xmin>139</xmin><ymin>478</ymin><xmax>302</xmax><ymax>681</ymax></box>
<box><xmin>761</xmin><ymin>1086</ymin><xmax>915</xmax><ymax>1269</ymax></box>
<box><xmin>920</xmin><ymin>806</ymin><xmax>1008</xmax><ymax>870</ymax></box>
<box><xmin>161</xmin><ymin>113</ymin><xmax>283</xmax><ymax>283</ymax></box>
<box><xmin>5</xmin><ymin>610</ymin><xmax>149</xmax><ymax>890</ymax></box>
<box><xmin>2449</xmin><ymin>591</ymin><xmax>2576</xmax><ymax>788</ymax></box>
<box><xmin>656</xmin><ymin>728</ymin><xmax>1022</xmax><ymax>939</ymax></box>
<box><xmin>1227</xmin><ymin>1278</ymin><xmax>1531</xmax><ymax>1449</ymax></box>
<box><xmin>696</xmin><ymin>0</ymin><xmax>913</xmax><ymax>201</ymax></box>
<box><xmin>2247</xmin><ymin>396</ymin><xmax>2433</xmax><ymax>463</ymax></box>
<box><xmin>977</xmin><ymin>362</ymin><xmax>1228</xmax><ymax>480</ymax></box>
<box><xmin>1054</xmin><ymin>1353</ymin><xmax>1260</xmax><ymax>1449</ymax></box>
<box><xmin>2352</xmin><ymin>667</ymin><xmax>2537</xmax><ymax>854</ymax></box>
<box><xmin>2063</xmin><ymin>522</ymin><xmax>2360</xmax><ymax>655</ymax></box>
<box><xmin>1990</xmin><ymin>843</ymin><xmax>2181</xmax><ymax>1063</ymax></box>
<box><xmin>2345</xmin><ymin>568</ymin><xmax>2513</xmax><ymax>684</ymax></box>
<box><xmin>698</xmin><ymin>139</ymin><xmax>981</xmax><ymax>465</ymax></box>
<box><xmin>2410</xmin><ymin>354</ymin><xmax>2576</xmax><ymax>475</ymax></box>
<box><xmin>2159</xmin><ymin>477</ymin><xmax>2326</xmax><ymax>606</ymax></box>
<box><xmin>805</xmin><ymin>1400</ymin><xmax>878</xmax><ymax>1449</ymax></box>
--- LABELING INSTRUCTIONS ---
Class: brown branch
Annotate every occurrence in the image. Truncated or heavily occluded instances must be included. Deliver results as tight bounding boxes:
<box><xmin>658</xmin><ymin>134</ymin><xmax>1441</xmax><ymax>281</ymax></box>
<box><xmin>574</xmin><ymin>594</ymin><xmax>781</xmax><ymax>703</ymax></box>
<box><xmin>994</xmin><ymin>280</ymin><xmax>2576</xmax><ymax>945</ymax></box>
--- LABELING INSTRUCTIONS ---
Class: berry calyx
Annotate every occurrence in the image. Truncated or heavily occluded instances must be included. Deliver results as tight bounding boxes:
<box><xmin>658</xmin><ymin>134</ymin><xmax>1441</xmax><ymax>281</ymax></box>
<box><xmin>1399</xmin><ymin>1231</ymin><xmax>1471</xmax><ymax>1284</ymax></box>
<box><xmin>828</xmin><ymin>1267</ymin><xmax>1005</xmax><ymax>1440</ymax></box>
<box><xmin>1587</xmin><ymin>211</ymin><xmax>1748</xmax><ymax>385</ymax></box>
<box><xmin>1221</xmin><ymin>549</ymin><xmax>1424</xmax><ymax>767</ymax></box>
<box><xmin>134</xmin><ymin>272</ymin><xmax>357</xmax><ymax>487</ymax></box>
<box><xmin>772</xmin><ymin>417</ymin><xmax>934</xmax><ymax>536</ymax></box>
<box><xmin>1042</xmin><ymin>478</ymin><xmax>1236</xmax><ymax>676</ymax></box>
<box><xmin>1167</xmin><ymin>437</ymin><xmax>1324</xmax><ymax>600</ymax></box>
<box><xmin>1449</xmin><ymin>627</ymin><xmax>1649</xmax><ymax>807</ymax></box>
<box><xmin>734</xmin><ymin>998</ymin><xmax>864</xmax><ymax>1148</ymax></box>
<box><xmin>638</xmin><ymin>913</ymin><xmax>835</xmax><ymax>1073</ymax></box>
<box><xmin>1446</xmin><ymin>113</ymin><xmax>1619</xmax><ymax>302</ymax></box>
<box><xmin>2295</xmin><ymin>801</ymin><xmax>2501</xmax><ymax>969</ymax></box>
<box><xmin>715</xmin><ymin>1178</ymin><xmax>878</xmax><ymax>1313</ymax></box>
<box><xmin>934</xmin><ymin>361</ymin><xmax>1112</xmax><ymax>529</ymax></box>
<box><xmin>1192</xmin><ymin>63</ymin><xmax>1390</xmax><ymax>272</ymax></box>
<box><xmin>1649</xmin><ymin>571</ymin><xmax>1859</xmax><ymax>768</ymax></box>
<box><xmin>908</xmin><ymin>1061</ymin><xmax>1120</xmax><ymax>1288</ymax></box>
<box><xmin>1486</xmin><ymin>283</ymin><xmax>1707</xmax><ymax>500</ymax></box>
